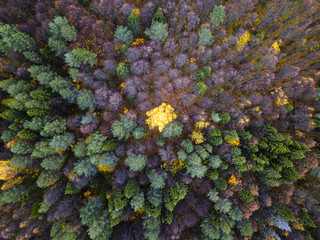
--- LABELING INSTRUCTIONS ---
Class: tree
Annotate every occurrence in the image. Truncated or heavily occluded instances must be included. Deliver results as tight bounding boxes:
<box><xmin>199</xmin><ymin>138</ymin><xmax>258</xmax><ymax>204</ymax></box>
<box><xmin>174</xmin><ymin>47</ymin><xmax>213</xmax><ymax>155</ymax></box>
<box><xmin>124</xmin><ymin>180</ymin><xmax>140</xmax><ymax>199</ymax></box>
<box><xmin>132</xmin><ymin>126</ymin><xmax>146</xmax><ymax>140</ymax></box>
<box><xmin>161</xmin><ymin>121</ymin><xmax>183</xmax><ymax>138</ymax></box>
<box><xmin>36</xmin><ymin>171</ymin><xmax>61</xmax><ymax>188</ymax></box>
<box><xmin>48</xmin><ymin>38</ymin><xmax>66</xmax><ymax>56</ymax></box>
<box><xmin>116</xmin><ymin>62</ymin><xmax>130</xmax><ymax>79</ymax></box>
<box><xmin>73</xmin><ymin>158</ymin><xmax>97</xmax><ymax>178</ymax></box>
<box><xmin>127</xmin><ymin>12</ymin><xmax>141</xmax><ymax>36</ymax></box>
<box><xmin>210</xmin><ymin>5</ymin><xmax>226</xmax><ymax>26</ymax></box>
<box><xmin>125</xmin><ymin>154</ymin><xmax>147</xmax><ymax>172</ymax></box>
<box><xmin>65</xmin><ymin>48</ymin><xmax>97</xmax><ymax>68</ymax></box>
<box><xmin>49</xmin><ymin>132</ymin><xmax>75</xmax><ymax>152</ymax></box>
<box><xmin>207</xmin><ymin>189</ymin><xmax>220</xmax><ymax>202</ymax></box>
<box><xmin>130</xmin><ymin>192</ymin><xmax>145</xmax><ymax>211</ymax></box>
<box><xmin>41</xmin><ymin>119</ymin><xmax>66</xmax><ymax>137</ymax></box>
<box><xmin>111</xmin><ymin>115</ymin><xmax>137</xmax><ymax>140</ymax></box>
<box><xmin>197</xmin><ymin>82</ymin><xmax>207</xmax><ymax>95</ymax></box>
<box><xmin>11</xmin><ymin>141</ymin><xmax>32</xmax><ymax>154</ymax></box>
<box><xmin>85</xmin><ymin>132</ymin><xmax>107</xmax><ymax>155</ymax></box>
<box><xmin>145</xmin><ymin>22</ymin><xmax>168</xmax><ymax>42</ymax></box>
<box><xmin>77</xmin><ymin>89</ymin><xmax>95</xmax><ymax>111</ymax></box>
<box><xmin>114</xmin><ymin>26</ymin><xmax>133</xmax><ymax>44</ymax></box>
<box><xmin>0</xmin><ymin>186</ymin><xmax>29</xmax><ymax>206</ymax></box>
<box><xmin>40</xmin><ymin>154</ymin><xmax>65</xmax><ymax>170</ymax></box>
<box><xmin>214</xmin><ymin>198</ymin><xmax>232</xmax><ymax>214</ymax></box>
<box><xmin>80</xmin><ymin>197</ymin><xmax>103</xmax><ymax>225</ymax></box>
<box><xmin>87</xmin><ymin>210</ymin><xmax>112</xmax><ymax>240</ymax></box>
<box><xmin>147</xmin><ymin>169</ymin><xmax>167</xmax><ymax>189</ymax></box>
<box><xmin>73</xmin><ymin>141</ymin><xmax>88</xmax><ymax>158</ymax></box>
<box><xmin>152</xmin><ymin>8</ymin><xmax>166</xmax><ymax>24</ymax></box>
<box><xmin>164</xmin><ymin>183</ymin><xmax>188</xmax><ymax>212</ymax></box>
<box><xmin>236</xmin><ymin>220</ymin><xmax>253</xmax><ymax>237</ymax></box>
<box><xmin>198</xmin><ymin>27</ymin><xmax>214</xmax><ymax>46</ymax></box>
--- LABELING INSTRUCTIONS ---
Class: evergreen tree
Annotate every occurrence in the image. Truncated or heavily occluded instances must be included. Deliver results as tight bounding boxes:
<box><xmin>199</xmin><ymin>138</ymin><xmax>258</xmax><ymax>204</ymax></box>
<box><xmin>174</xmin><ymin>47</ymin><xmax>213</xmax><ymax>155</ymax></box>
<box><xmin>145</xmin><ymin>22</ymin><xmax>168</xmax><ymax>42</ymax></box>
<box><xmin>114</xmin><ymin>26</ymin><xmax>133</xmax><ymax>44</ymax></box>
<box><xmin>116</xmin><ymin>62</ymin><xmax>130</xmax><ymax>80</ymax></box>
<box><xmin>147</xmin><ymin>169</ymin><xmax>167</xmax><ymax>189</ymax></box>
<box><xmin>210</xmin><ymin>5</ymin><xmax>226</xmax><ymax>26</ymax></box>
<box><xmin>161</xmin><ymin>121</ymin><xmax>183</xmax><ymax>138</ymax></box>
<box><xmin>65</xmin><ymin>48</ymin><xmax>97</xmax><ymax>68</ymax></box>
<box><xmin>125</xmin><ymin>154</ymin><xmax>147</xmax><ymax>172</ymax></box>
<box><xmin>85</xmin><ymin>132</ymin><xmax>107</xmax><ymax>155</ymax></box>
<box><xmin>127</xmin><ymin>12</ymin><xmax>141</xmax><ymax>36</ymax></box>
<box><xmin>0</xmin><ymin>186</ymin><xmax>29</xmax><ymax>206</ymax></box>
<box><xmin>77</xmin><ymin>89</ymin><xmax>95</xmax><ymax>111</ymax></box>
<box><xmin>198</xmin><ymin>27</ymin><xmax>214</xmax><ymax>46</ymax></box>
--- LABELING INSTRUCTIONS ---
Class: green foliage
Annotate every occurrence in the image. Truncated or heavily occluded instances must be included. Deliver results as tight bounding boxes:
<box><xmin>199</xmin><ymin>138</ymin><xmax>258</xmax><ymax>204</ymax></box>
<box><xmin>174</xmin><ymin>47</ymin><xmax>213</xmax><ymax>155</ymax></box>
<box><xmin>236</xmin><ymin>220</ymin><xmax>253</xmax><ymax>237</ymax></box>
<box><xmin>77</xmin><ymin>89</ymin><xmax>95</xmax><ymax>111</ymax></box>
<box><xmin>124</xmin><ymin>180</ymin><xmax>140</xmax><ymax>199</ymax></box>
<box><xmin>219</xmin><ymin>112</ymin><xmax>231</xmax><ymax>124</ymax></box>
<box><xmin>210</xmin><ymin>5</ymin><xmax>226</xmax><ymax>26</ymax></box>
<box><xmin>48</xmin><ymin>38</ymin><xmax>67</xmax><ymax>56</ymax></box>
<box><xmin>132</xmin><ymin>126</ymin><xmax>146</xmax><ymax>139</ymax></box>
<box><xmin>102</xmin><ymin>139</ymin><xmax>118</xmax><ymax>151</ymax></box>
<box><xmin>11</xmin><ymin>141</ymin><xmax>32</xmax><ymax>154</ymax></box>
<box><xmin>41</xmin><ymin>119</ymin><xmax>66</xmax><ymax>137</ymax></box>
<box><xmin>60</xmin><ymin>25</ymin><xmax>77</xmax><ymax>42</ymax></box>
<box><xmin>116</xmin><ymin>62</ymin><xmax>130</xmax><ymax>79</ymax></box>
<box><xmin>108</xmin><ymin>188</ymin><xmax>128</xmax><ymax>212</ymax></box>
<box><xmin>50</xmin><ymin>132</ymin><xmax>75</xmax><ymax>152</ymax></box>
<box><xmin>152</xmin><ymin>8</ymin><xmax>166</xmax><ymax>24</ymax></box>
<box><xmin>198</xmin><ymin>27</ymin><xmax>214</xmax><ymax>46</ymax></box>
<box><xmin>299</xmin><ymin>209</ymin><xmax>316</xmax><ymax>228</ymax></box>
<box><xmin>147</xmin><ymin>189</ymin><xmax>163</xmax><ymax>207</ymax></box>
<box><xmin>65</xmin><ymin>48</ymin><xmax>97</xmax><ymax>67</ymax></box>
<box><xmin>127</xmin><ymin>12</ymin><xmax>141</xmax><ymax>36</ymax></box>
<box><xmin>202</xmin><ymin>66</ymin><xmax>212</xmax><ymax>77</ymax></box>
<box><xmin>196</xmin><ymin>70</ymin><xmax>205</xmax><ymax>81</ymax></box>
<box><xmin>214</xmin><ymin>198</ymin><xmax>232</xmax><ymax>214</ymax></box>
<box><xmin>130</xmin><ymin>192</ymin><xmax>145</xmax><ymax>211</ymax></box>
<box><xmin>209</xmin><ymin>155</ymin><xmax>222</xmax><ymax>169</ymax></box>
<box><xmin>147</xmin><ymin>169</ymin><xmax>167</xmax><ymax>189</ymax></box>
<box><xmin>185</xmin><ymin>152</ymin><xmax>208</xmax><ymax>178</ymax></box>
<box><xmin>74</xmin><ymin>158</ymin><xmax>97</xmax><ymax>177</ymax></box>
<box><xmin>215</xmin><ymin>177</ymin><xmax>227</xmax><ymax>190</ymax></box>
<box><xmin>237</xmin><ymin>188</ymin><xmax>254</xmax><ymax>204</ymax></box>
<box><xmin>206</xmin><ymin>129</ymin><xmax>223</xmax><ymax>146</ymax></box>
<box><xmin>23</xmin><ymin>51</ymin><xmax>42</xmax><ymax>63</ymax></box>
<box><xmin>38</xmin><ymin>201</ymin><xmax>50</xmax><ymax>213</ymax></box>
<box><xmin>111</xmin><ymin>115</ymin><xmax>137</xmax><ymax>140</ymax></box>
<box><xmin>239</xmin><ymin>131</ymin><xmax>252</xmax><ymax>140</ymax></box>
<box><xmin>65</xmin><ymin>181</ymin><xmax>81</xmax><ymax>195</ymax></box>
<box><xmin>142</xmin><ymin>216</ymin><xmax>161</xmax><ymax>240</ymax></box>
<box><xmin>197</xmin><ymin>81</ymin><xmax>207</xmax><ymax>94</ymax></box>
<box><xmin>274</xmin><ymin>203</ymin><xmax>296</xmax><ymax>223</ymax></box>
<box><xmin>145</xmin><ymin>22</ymin><xmax>168</xmax><ymax>42</ymax></box>
<box><xmin>125</xmin><ymin>154</ymin><xmax>147</xmax><ymax>172</ymax></box>
<box><xmin>161</xmin><ymin>121</ymin><xmax>183</xmax><ymax>138</ymax></box>
<box><xmin>50</xmin><ymin>220</ymin><xmax>80</xmax><ymax>240</ymax></box>
<box><xmin>181</xmin><ymin>139</ymin><xmax>194</xmax><ymax>153</ymax></box>
<box><xmin>164</xmin><ymin>183</ymin><xmax>188</xmax><ymax>212</ymax></box>
<box><xmin>0</xmin><ymin>23</ymin><xmax>36</xmax><ymax>55</ymax></box>
<box><xmin>114</xmin><ymin>26</ymin><xmax>133</xmax><ymax>44</ymax></box>
<box><xmin>87</xmin><ymin>210</ymin><xmax>112</xmax><ymax>240</ymax></box>
<box><xmin>207</xmin><ymin>189</ymin><xmax>220</xmax><ymax>202</ymax></box>
<box><xmin>85</xmin><ymin>132</ymin><xmax>107</xmax><ymax>155</ymax></box>
<box><xmin>40</xmin><ymin>154</ymin><xmax>65</xmax><ymax>170</ymax></box>
<box><xmin>36</xmin><ymin>171</ymin><xmax>61</xmax><ymax>188</ymax></box>
<box><xmin>0</xmin><ymin>186</ymin><xmax>29</xmax><ymax>206</ymax></box>
<box><xmin>10</xmin><ymin>155</ymin><xmax>30</xmax><ymax>169</ymax></box>
<box><xmin>73</xmin><ymin>141</ymin><xmax>88</xmax><ymax>158</ymax></box>
<box><xmin>1</xmin><ymin>129</ymin><xmax>17</xmax><ymax>142</ymax></box>
<box><xmin>80</xmin><ymin>197</ymin><xmax>103</xmax><ymax>225</ymax></box>
<box><xmin>31</xmin><ymin>140</ymin><xmax>56</xmax><ymax>158</ymax></box>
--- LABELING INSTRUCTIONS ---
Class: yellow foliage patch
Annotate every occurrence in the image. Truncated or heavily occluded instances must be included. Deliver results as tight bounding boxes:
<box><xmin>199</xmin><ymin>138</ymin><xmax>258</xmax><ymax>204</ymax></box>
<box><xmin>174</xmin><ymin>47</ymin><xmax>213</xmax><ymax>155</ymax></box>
<box><xmin>0</xmin><ymin>160</ymin><xmax>19</xmax><ymax>181</ymax></box>
<box><xmin>237</xmin><ymin>32</ymin><xmax>251</xmax><ymax>51</ymax></box>
<box><xmin>146</xmin><ymin>103</ymin><xmax>177</xmax><ymax>132</ymax></box>
<box><xmin>131</xmin><ymin>38</ymin><xmax>145</xmax><ymax>46</ymax></box>
<box><xmin>1</xmin><ymin>176</ymin><xmax>23</xmax><ymax>191</ymax></box>
<box><xmin>271</xmin><ymin>39</ymin><xmax>282</xmax><ymax>53</ymax></box>
<box><xmin>162</xmin><ymin>159</ymin><xmax>184</xmax><ymax>175</ymax></box>
<box><xmin>97</xmin><ymin>165</ymin><xmax>115</xmax><ymax>172</ymax></box>
<box><xmin>228</xmin><ymin>175</ymin><xmax>241</xmax><ymax>186</ymax></box>
<box><xmin>132</xmin><ymin>8</ymin><xmax>140</xmax><ymax>16</ymax></box>
<box><xmin>271</xmin><ymin>87</ymin><xmax>289</xmax><ymax>106</ymax></box>
<box><xmin>191</xmin><ymin>131</ymin><xmax>204</xmax><ymax>144</ymax></box>
<box><xmin>224</xmin><ymin>137</ymin><xmax>240</xmax><ymax>146</ymax></box>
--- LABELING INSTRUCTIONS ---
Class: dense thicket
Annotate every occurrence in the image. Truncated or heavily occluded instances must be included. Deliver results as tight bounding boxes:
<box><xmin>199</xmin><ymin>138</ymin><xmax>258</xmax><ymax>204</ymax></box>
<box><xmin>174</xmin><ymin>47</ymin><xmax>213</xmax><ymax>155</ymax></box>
<box><xmin>0</xmin><ymin>0</ymin><xmax>320</xmax><ymax>239</ymax></box>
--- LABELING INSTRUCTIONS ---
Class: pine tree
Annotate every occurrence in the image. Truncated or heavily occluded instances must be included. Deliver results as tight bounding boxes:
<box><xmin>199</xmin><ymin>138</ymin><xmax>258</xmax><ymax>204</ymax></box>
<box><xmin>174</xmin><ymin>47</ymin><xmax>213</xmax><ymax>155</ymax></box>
<box><xmin>116</xmin><ymin>62</ymin><xmax>130</xmax><ymax>80</ymax></box>
<box><xmin>147</xmin><ymin>169</ymin><xmax>167</xmax><ymax>189</ymax></box>
<box><xmin>130</xmin><ymin>192</ymin><xmax>145</xmax><ymax>211</ymax></box>
<box><xmin>73</xmin><ymin>158</ymin><xmax>97</xmax><ymax>178</ymax></box>
<box><xmin>0</xmin><ymin>186</ymin><xmax>29</xmax><ymax>206</ymax></box>
<box><xmin>36</xmin><ymin>171</ymin><xmax>62</xmax><ymax>188</ymax></box>
<box><xmin>124</xmin><ymin>180</ymin><xmax>140</xmax><ymax>199</ymax></box>
<box><xmin>11</xmin><ymin>141</ymin><xmax>32</xmax><ymax>154</ymax></box>
<box><xmin>77</xmin><ymin>89</ymin><xmax>95</xmax><ymax>111</ymax></box>
<box><xmin>161</xmin><ymin>121</ymin><xmax>183</xmax><ymax>138</ymax></box>
<box><xmin>49</xmin><ymin>132</ymin><xmax>75</xmax><ymax>152</ymax></box>
<box><xmin>145</xmin><ymin>22</ymin><xmax>168</xmax><ymax>42</ymax></box>
<box><xmin>209</xmin><ymin>5</ymin><xmax>226</xmax><ymax>26</ymax></box>
<box><xmin>85</xmin><ymin>132</ymin><xmax>107</xmax><ymax>155</ymax></box>
<box><xmin>114</xmin><ymin>26</ymin><xmax>133</xmax><ymax>44</ymax></box>
<box><xmin>125</xmin><ymin>154</ymin><xmax>147</xmax><ymax>172</ymax></box>
<box><xmin>127</xmin><ymin>12</ymin><xmax>141</xmax><ymax>36</ymax></box>
<box><xmin>65</xmin><ymin>48</ymin><xmax>97</xmax><ymax>68</ymax></box>
<box><xmin>198</xmin><ymin>27</ymin><xmax>214</xmax><ymax>46</ymax></box>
